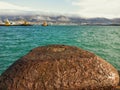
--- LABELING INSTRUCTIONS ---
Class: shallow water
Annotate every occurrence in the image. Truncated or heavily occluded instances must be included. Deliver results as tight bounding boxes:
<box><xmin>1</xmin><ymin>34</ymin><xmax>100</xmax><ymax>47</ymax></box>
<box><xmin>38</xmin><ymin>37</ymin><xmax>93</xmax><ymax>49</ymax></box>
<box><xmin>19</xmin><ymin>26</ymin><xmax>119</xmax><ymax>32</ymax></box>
<box><xmin>0</xmin><ymin>25</ymin><xmax>120</xmax><ymax>74</ymax></box>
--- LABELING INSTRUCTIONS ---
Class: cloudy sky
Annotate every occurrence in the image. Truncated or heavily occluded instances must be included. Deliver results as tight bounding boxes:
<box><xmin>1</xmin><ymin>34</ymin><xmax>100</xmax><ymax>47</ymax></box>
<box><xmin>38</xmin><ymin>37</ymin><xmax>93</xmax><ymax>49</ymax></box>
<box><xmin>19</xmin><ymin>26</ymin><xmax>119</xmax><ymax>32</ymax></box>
<box><xmin>0</xmin><ymin>0</ymin><xmax>120</xmax><ymax>18</ymax></box>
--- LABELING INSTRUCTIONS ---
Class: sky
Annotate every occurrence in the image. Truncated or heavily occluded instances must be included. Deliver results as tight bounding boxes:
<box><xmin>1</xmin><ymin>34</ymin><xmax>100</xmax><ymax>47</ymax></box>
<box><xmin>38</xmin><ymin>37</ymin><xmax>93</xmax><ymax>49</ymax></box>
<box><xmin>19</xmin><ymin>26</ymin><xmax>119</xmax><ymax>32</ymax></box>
<box><xmin>0</xmin><ymin>0</ymin><xmax>120</xmax><ymax>18</ymax></box>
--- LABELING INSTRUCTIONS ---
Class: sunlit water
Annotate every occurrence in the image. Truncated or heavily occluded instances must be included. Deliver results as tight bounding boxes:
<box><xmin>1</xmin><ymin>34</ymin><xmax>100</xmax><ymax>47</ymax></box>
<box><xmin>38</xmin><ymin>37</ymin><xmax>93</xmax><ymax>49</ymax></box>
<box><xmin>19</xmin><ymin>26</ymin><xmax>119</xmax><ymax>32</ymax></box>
<box><xmin>0</xmin><ymin>25</ymin><xmax>120</xmax><ymax>74</ymax></box>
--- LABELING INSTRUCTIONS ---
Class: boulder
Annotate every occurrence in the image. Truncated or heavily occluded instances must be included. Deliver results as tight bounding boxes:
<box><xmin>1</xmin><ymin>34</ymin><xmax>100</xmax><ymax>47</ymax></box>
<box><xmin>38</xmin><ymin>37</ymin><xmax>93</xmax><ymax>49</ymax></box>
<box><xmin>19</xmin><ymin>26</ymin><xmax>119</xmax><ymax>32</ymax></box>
<box><xmin>116</xmin><ymin>71</ymin><xmax>120</xmax><ymax>90</ymax></box>
<box><xmin>118</xmin><ymin>70</ymin><xmax>120</xmax><ymax>85</ymax></box>
<box><xmin>0</xmin><ymin>45</ymin><xmax>119</xmax><ymax>90</ymax></box>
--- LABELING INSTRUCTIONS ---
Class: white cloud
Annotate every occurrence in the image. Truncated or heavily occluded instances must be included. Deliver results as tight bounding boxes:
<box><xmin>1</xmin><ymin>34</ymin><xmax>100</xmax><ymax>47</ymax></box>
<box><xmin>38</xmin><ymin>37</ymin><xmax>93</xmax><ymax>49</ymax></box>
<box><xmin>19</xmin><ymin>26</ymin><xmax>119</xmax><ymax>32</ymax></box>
<box><xmin>0</xmin><ymin>1</ymin><xmax>41</xmax><ymax>15</ymax></box>
<box><xmin>0</xmin><ymin>1</ymin><xmax>58</xmax><ymax>15</ymax></box>
<box><xmin>0</xmin><ymin>1</ymin><xmax>31</xmax><ymax>11</ymax></box>
<box><xmin>72</xmin><ymin>0</ymin><xmax>120</xmax><ymax>18</ymax></box>
<box><xmin>0</xmin><ymin>0</ymin><xmax>120</xmax><ymax>18</ymax></box>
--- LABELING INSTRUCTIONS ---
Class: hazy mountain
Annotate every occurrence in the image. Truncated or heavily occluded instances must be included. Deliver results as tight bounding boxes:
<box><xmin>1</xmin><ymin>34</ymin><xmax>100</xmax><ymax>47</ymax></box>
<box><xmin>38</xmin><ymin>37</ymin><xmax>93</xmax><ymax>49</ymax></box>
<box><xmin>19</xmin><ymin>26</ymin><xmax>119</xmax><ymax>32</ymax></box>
<box><xmin>0</xmin><ymin>14</ymin><xmax>120</xmax><ymax>25</ymax></box>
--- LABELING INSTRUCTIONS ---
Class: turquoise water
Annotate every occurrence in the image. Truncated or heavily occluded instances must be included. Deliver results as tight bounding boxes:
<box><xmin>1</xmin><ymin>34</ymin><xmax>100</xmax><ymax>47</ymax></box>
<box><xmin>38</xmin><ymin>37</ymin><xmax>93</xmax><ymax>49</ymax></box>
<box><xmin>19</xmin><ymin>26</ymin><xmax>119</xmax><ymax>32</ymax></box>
<box><xmin>0</xmin><ymin>25</ymin><xmax>120</xmax><ymax>74</ymax></box>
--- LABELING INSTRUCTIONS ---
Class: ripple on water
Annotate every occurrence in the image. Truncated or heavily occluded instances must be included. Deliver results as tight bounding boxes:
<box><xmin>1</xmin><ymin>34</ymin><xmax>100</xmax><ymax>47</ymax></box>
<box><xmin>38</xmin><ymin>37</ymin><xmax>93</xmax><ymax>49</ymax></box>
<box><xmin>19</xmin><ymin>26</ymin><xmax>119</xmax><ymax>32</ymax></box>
<box><xmin>0</xmin><ymin>26</ymin><xmax>120</xmax><ymax>74</ymax></box>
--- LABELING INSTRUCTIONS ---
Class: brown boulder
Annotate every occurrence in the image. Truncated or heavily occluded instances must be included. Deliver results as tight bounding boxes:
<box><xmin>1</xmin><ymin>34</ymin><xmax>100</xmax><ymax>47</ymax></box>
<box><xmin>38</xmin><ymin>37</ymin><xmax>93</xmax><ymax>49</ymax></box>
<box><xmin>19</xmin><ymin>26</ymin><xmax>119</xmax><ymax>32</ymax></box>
<box><xmin>118</xmin><ymin>70</ymin><xmax>120</xmax><ymax>85</ymax></box>
<box><xmin>0</xmin><ymin>45</ymin><xmax>119</xmax><ymax>90</ymax></box>
<box><xmin>116</xmin><ymin>71</ymin><xmax>120</xmax><ymax>90</ymax></box>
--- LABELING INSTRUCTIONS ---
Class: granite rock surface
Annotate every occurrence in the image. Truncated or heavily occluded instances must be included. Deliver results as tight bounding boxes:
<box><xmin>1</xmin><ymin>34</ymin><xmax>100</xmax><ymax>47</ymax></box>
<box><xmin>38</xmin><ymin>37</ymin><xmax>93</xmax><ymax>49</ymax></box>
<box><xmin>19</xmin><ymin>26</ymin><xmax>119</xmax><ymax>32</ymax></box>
<box><xmin>0</xmin><ymin>45</ymin><xmax>119</xmax><ymax>90</ymax></box>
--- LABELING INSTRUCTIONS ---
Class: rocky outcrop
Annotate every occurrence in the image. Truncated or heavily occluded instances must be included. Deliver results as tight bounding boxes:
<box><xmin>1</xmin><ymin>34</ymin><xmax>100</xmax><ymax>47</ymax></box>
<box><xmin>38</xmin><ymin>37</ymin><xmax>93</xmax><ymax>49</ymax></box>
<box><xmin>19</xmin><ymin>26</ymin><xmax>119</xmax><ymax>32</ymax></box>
<box><xmin>0</xmin><ymin>45</ymin><xmax>119</xmax><ymax>90</ymax></box>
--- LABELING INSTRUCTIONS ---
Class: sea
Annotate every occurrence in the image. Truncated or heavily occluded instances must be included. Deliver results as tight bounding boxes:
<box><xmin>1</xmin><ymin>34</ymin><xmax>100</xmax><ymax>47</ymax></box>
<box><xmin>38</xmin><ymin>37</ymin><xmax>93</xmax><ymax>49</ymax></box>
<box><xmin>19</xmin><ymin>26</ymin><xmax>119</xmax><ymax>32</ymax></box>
<box><xmin>0</xmin><ymin>25</ymin><xmax>120</xmax><ymax>74</ymax></box>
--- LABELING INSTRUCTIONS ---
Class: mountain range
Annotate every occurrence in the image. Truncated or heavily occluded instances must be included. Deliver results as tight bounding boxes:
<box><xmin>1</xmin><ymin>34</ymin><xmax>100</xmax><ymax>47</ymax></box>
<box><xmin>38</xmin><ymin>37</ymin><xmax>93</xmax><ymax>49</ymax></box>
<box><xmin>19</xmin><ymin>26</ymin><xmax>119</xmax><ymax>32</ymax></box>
<box><xmin>0</xmin><ymin>15</ymin><xmax>120</xmax><ymax>25</ymax></box>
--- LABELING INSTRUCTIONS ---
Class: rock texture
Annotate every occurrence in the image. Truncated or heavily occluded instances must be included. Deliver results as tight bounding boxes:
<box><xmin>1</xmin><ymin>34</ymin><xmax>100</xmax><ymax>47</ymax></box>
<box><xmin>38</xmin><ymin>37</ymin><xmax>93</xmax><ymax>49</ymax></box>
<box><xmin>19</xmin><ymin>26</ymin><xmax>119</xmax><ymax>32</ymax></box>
<box><xmin>116</xmin><ymin>71</ymin><xmax>120</xmax><ymax>90</ymax></box>
<box><xmin>0</xmin><ymin>45</ymin><xmax>119</xmax><ymax>90</ymax></box>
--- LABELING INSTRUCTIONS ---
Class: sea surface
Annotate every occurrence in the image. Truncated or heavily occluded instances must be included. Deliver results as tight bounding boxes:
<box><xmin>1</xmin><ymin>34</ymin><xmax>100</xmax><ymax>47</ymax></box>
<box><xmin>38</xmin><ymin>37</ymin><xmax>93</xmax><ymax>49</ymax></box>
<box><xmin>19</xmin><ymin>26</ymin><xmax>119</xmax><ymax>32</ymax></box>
<box><xmin>0</xmin><ymin>25</ymin><xmax>120</xmax><ymax>74</ymax></box>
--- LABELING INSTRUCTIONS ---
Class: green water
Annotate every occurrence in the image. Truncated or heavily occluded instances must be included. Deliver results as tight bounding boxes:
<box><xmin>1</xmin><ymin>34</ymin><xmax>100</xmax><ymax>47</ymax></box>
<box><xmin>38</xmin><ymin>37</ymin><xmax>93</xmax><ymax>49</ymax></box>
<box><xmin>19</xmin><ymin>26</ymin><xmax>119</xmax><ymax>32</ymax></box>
<box><xmin>0</xmin><ymin>25</ymin><xmax>120</xmax><ymax>74</ymax></box>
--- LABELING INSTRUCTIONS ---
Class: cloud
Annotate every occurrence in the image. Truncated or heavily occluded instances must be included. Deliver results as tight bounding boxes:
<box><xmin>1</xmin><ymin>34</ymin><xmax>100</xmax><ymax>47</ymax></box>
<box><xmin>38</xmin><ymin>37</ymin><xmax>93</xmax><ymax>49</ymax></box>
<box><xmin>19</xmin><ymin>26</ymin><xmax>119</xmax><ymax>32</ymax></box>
<box><xmin>0</xmin><ymin>1</ymin><xmax>59</xmax><ymax>15</ymax></box>
<box><xmin>72</xmin><ymin>0</ymin><xmax>120</xmax><ymax>18</ymax></box>
<box><xmin>0</xmin><ymin>1</ymin><xmax>31</xmax><ymax>11</ymax></box>
<box><xmin>0</xmin><ymin>1</ymin><xmax>36</xmax><ymax>15</ymax></box>
<box><xmin>0</xmin><ymin>0</ymin><xmax>120</xmax><ymax>18</ymax></box>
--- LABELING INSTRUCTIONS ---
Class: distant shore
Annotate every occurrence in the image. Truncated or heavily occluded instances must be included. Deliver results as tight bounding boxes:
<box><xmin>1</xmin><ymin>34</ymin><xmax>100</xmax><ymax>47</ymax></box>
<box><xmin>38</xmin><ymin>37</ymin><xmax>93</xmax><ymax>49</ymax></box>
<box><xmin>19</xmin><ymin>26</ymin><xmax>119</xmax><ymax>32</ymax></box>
<box><xmin>0</xmin><ymin>15</ymin><xmax>120</xmax><ymax>26</ymax></box>
<box><xmin>0</xmin><ymin>24</ymin><xmax>120</xmax><ymax>26</ymax></box>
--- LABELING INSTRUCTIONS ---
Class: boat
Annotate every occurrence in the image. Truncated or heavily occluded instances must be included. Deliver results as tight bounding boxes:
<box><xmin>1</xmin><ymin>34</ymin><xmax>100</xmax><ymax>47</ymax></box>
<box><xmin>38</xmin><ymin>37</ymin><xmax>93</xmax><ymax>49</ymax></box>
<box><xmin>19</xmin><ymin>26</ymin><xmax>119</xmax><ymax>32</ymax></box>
<box><xmin>0</xmin><ymin>19</ymin><xmax>11</xmax><ymax>26</ymax></box>
<box><xmin>19</xmin><ymin>21</ymin><xmax>32</xmax><ymax>26</ymax></box>
<box><xmin>5</xmin><ymin>19</ymin><xmax>11</xmax><ymax>26</ymax></box>
<box><xmin>0</xmin><ymin>19</ymin><xmax>32</xmax><ymax>26</ymax></box>
<box><xmin>41</xmin><ymin>21</ymin><xmax>48</xmax><ymax>26</ymax></box>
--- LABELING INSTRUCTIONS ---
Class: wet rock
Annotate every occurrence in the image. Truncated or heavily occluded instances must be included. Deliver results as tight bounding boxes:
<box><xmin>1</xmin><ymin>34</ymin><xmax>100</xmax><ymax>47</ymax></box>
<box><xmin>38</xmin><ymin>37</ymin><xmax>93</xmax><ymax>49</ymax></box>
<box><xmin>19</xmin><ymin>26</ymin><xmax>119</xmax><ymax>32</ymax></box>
<box><xmin>0</xmin><ymin>45</ymin><xmax>119</xmax><ymax>90</ymax></box>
